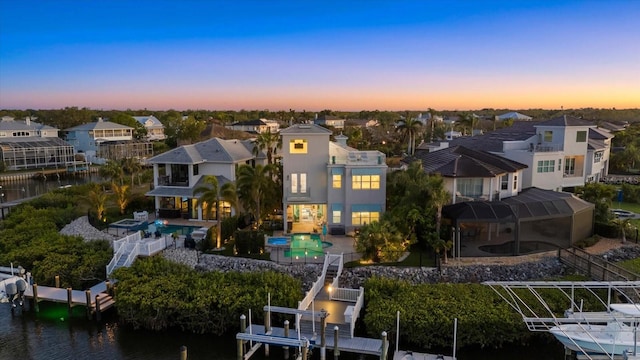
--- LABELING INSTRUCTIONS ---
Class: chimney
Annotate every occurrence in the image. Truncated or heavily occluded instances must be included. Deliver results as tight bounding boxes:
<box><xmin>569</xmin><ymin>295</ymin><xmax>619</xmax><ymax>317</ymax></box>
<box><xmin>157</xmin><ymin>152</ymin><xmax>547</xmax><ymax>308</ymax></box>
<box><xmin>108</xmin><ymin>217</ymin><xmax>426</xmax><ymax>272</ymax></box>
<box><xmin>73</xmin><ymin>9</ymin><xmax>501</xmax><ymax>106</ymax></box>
<box><xmin>25</xmin><ymin>116</ymin><xmax>31</xmax><ymax>126</ymax></box>
<box><xmin>335</xmin><ymin>132</ymin><xmax>348</xmax><ymax>147</ymax></box>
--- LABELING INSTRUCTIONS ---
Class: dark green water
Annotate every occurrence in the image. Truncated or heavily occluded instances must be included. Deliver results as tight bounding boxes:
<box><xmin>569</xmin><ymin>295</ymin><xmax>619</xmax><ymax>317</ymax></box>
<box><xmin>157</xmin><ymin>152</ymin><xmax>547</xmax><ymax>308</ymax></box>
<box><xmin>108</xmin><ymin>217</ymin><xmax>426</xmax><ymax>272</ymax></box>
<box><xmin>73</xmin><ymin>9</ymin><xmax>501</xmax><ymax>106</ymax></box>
<box><xmin>0</xmin><ymin>302</ymin><xmax>566</xmax><ymax>360</ymax></box>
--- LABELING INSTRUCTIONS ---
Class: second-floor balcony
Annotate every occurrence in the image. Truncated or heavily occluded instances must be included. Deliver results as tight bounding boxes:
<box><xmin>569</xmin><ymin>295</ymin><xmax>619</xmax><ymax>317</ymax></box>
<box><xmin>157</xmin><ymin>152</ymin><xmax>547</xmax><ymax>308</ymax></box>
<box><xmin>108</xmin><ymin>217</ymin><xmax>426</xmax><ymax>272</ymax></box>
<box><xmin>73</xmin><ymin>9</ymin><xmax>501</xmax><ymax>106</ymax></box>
<box><xmin>286</xmin><ymin>188</ymin><xmax>312</xmax><ymax>202</ymax></box>
<box><xmin>157</xmin><ymin>175</ymin><xmax>190</xmax><ymax>187</ymax></box>
<box><xmin>528</xmin><ymin>143</ymin><xmax>563</xmax><ymax>152</ymax></box>
<box><xmin>330</xmin><ymin>151</ymin><xmax>386</xmax><ymax>166</ymax></box>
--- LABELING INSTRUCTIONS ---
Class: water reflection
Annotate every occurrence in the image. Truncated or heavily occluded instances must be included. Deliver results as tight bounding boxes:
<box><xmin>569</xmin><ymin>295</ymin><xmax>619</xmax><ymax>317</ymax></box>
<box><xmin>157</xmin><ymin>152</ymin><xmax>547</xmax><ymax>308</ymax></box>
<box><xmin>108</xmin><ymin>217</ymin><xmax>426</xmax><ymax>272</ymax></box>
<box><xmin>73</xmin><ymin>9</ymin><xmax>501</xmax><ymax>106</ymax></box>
<box><xmin>0</xmin><ymin>172</ymin><xmax>101</xmax><ymax>202</ymax></box>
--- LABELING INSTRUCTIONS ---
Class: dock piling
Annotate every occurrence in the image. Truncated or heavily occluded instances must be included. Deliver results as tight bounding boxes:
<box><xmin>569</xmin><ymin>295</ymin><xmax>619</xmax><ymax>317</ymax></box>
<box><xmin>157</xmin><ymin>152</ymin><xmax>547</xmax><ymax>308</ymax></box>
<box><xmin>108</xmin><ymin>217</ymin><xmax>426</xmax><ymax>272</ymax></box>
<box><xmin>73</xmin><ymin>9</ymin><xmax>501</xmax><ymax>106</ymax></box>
<box><xmin>180</xmin><ymin>345</ymin><xmax>188</xmax><ymax>360</ymax></box>
<box><xmin>105</xmin><ymin>280</ymin><xmax>112</xmax><ymax>296</ymax></box>
<box><xmin>284</xmin><ymin>320</ymin><xmax>290</xmax><ymax>360</ymax></box>
<box><xmin>85</xmin><ymin>290</ymin><xmax>92</xmax><ymax>320</ymax></box>
<box><xmin>380</xmin><ymin>331</ymin><xmax>388</xmax><ymax>360</ymax></box>
<box><xmin>66</xmin><ymin>288</ymin><xmax>72</xmax><ymax>317</ymax></box>
<box><xmin>55</xmin><ymin>275</ymin><xmax>60</xmax><ymax>288</ymax></box>
<box><xmin>333</xmin><ymin>326</ymin><xmax>340</xmax><ymax>360</ymax></box>
<box><xmin>32</xmin><ymin>284</ymin><xmax>39</xmax><ymax>312</ymax></box>
<box><xmin>95</xmin><ymin>294</ymin><xmax>102</xmax><ymax>322</ymax></box>
<box><xmin>320</xmin><ymin>309</ymin><xmax>328</xmax><ymax>360</ymax></box>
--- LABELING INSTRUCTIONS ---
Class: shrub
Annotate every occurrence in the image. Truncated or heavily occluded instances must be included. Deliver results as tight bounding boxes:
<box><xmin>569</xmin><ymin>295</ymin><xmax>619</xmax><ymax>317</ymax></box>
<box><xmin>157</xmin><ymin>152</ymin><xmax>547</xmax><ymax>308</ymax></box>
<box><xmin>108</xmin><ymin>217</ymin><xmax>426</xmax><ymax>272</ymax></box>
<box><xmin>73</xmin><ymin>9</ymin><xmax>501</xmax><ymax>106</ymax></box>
<box><xmin>234</xmin><ymin>229</ymin><xmax>265</xmax><ymax>255</ymax></box>
<box><xmin>594</xmin><ymin>221</ymin><xmax>619</xmax><ymax>238</ymax></box>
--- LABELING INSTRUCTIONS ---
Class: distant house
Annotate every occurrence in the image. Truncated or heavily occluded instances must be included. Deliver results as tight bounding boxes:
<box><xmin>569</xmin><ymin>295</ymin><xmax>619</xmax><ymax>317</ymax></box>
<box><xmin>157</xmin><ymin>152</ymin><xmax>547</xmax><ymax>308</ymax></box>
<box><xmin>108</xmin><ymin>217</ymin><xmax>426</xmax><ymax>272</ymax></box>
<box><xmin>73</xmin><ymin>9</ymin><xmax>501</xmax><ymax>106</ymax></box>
<box><xmin>133</xmin><ymin>115</ymin><xmax>166</xmax><ymax>141</ymax></box>
<box><xmin>226</xmin><ymin>119</ymin><xmax>280</xmax><ymax>134</ymax></box>
<box><xmin>64</xmin><ymin>118</ymin><xmax>153</xmax><ymax>164</ymax></box>
<box><xmin>415</xmin><ymin>112</ymin><xmax>443</xmax><ymax>126</ymax></box>
<box><xmin>344</xmin><ymin>118</ymin><xmax>379</xmax><ymax>129</ymax></box>
<box><xmin>497</xmin><ymin>112</ymin><xmax>533</xmax><ymax>121</ymax></box>
<box><xmin>314</xmin><ymin>115</ymin><xmax>345</xmax><ymax>130</ymax></box>
<box><xmin>145</xmin><ymin>138</ymin><xmax>266</xmax><ymax>220</ymax></box>
<box><xmin>0</xmin><ymin>116</ymin><xmax>75</xmax><ymax>170</ymax></box>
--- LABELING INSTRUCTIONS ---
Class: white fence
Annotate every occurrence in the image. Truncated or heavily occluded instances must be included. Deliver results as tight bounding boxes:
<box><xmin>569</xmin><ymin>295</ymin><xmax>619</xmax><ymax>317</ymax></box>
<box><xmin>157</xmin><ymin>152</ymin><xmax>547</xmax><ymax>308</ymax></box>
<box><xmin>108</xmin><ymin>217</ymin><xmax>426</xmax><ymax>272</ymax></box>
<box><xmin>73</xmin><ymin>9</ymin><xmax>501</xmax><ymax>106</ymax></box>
<box><xmin>350</xmin><ymin>287</ymin><xmax>365</xmax><ymax>338</ymax></box>
<box><xmin>106</xmin><ymin>232</ymin><xmax>169</xmax><ymax>276</ymax></box>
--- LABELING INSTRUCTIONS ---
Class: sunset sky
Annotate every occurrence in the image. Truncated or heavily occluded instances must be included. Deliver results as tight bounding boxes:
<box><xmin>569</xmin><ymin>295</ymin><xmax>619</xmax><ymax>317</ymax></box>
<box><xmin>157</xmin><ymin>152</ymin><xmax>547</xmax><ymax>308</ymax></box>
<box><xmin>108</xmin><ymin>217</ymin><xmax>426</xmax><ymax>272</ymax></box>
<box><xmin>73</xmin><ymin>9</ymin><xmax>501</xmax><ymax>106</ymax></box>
<box><xmin>0</xmin><ymin>1</ymin><xmax>638</xmax><ymax>111</ymax></box>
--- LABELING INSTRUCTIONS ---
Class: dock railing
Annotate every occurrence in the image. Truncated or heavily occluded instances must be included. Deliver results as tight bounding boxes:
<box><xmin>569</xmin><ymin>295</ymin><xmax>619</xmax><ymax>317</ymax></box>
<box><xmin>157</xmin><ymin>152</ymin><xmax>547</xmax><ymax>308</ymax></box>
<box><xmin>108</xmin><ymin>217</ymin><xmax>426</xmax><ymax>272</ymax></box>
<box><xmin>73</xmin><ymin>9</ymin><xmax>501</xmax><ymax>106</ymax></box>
<box><xmin>298</xmin><ymin>254</ymin><xmax>330</xmax><ymax>313</ymax></box>
<box><xmin>559</xmin><ymin>247</ymin><xmax>640</xmax><ymax>281</ymax></box>
<box><xmin>350</xmin><ymin>287</ymin><xmax>365</xmax><ymax>338</ymax></box>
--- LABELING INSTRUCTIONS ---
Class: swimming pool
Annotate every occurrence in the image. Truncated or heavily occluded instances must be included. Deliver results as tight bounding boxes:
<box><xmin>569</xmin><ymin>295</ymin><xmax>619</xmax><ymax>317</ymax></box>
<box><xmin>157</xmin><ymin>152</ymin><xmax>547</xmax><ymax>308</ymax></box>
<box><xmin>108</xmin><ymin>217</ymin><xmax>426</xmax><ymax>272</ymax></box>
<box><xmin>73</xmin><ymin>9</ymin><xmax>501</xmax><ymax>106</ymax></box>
<box><xmin>284</xmin><ymin>233</ymin><xmax>332</xmax><ymax>258</ymax></box>
<box><xmin>151</xmin><ymin>224</ymin><xmax>202</xmax><ymax>235</ymax></box>
<box><xmin>267</xmin><ymin>237</ymin><xmax>289</xmax><ymax>246</ymax></box>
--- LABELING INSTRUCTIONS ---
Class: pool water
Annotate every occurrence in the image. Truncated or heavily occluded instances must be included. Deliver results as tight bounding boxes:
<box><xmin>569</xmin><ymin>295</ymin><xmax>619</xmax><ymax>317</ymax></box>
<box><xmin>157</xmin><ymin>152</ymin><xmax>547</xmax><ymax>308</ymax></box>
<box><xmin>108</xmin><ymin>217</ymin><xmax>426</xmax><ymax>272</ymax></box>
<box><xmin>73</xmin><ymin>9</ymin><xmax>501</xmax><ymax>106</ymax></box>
<box><xmin>284</xmin><ymin>233</ymin><xmax>332</xmax><ymax>258</ymax></box>
<box><xmin>267</xmin><ymin>237</ymin><xmax>289</xmax><ymax>246</ymax></box>
<box><xmin>151</xmin><ymin>224</ymin><xmax>202</xmax><ymax>236</ymax></box>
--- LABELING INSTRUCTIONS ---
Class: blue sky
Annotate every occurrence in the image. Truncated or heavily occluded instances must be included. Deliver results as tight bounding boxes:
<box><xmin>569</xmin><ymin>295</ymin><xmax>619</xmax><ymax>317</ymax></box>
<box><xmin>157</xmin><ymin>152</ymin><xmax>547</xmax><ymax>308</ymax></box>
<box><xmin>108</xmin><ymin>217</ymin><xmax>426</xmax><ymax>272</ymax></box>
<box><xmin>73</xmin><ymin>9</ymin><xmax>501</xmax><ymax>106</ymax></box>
<box><xmin>0</xmin><ymin>1</ymin><xmax>638</xmax><ymax>111</ymax></box>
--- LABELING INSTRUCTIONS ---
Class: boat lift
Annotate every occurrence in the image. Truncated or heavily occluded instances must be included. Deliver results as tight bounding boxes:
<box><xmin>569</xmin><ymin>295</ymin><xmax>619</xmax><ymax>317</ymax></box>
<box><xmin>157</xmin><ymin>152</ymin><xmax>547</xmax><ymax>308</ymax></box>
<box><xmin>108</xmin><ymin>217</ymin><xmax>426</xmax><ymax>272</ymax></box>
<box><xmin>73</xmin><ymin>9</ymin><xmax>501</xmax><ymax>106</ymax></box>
<box><xmin>483</xmin><ymin>281</ymin><xmax>640</xmax><ymax>360</ymax></box>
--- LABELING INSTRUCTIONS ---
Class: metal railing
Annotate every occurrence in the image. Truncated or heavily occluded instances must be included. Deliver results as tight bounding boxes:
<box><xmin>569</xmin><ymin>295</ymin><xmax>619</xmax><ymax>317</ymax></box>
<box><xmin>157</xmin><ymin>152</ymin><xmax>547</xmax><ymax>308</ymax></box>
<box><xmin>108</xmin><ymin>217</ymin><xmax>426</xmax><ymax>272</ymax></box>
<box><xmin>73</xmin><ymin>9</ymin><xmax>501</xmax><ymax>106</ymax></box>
<box><xmin>559</xmin><ymin>247</ymin><xmax>640</xmax><ymax>281</ymax></box>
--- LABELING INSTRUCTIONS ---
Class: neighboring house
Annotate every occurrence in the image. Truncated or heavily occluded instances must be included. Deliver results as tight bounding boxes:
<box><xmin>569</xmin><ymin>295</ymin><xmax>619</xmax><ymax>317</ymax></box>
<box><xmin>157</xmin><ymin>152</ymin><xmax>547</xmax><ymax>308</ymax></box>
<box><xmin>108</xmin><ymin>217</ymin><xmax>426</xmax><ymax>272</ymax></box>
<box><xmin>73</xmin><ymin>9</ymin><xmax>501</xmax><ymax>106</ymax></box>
<box><xmin>408</xmin><ymin>145</ymin><xmax>528</xmax><ymax>203</ymax></box>
<box><xmin>64</xmin><ymin>118</ymin><xmax>153</xmax><ymax>164</ymax></box>
<box><xmin>0</xmin><ymin>116</ymin><xmax>76</xmax><ymax>170</ymax></box>
<box><xmin>145</xmin><ymin>138</ymin><xmax>266</xmax><ymax>220</ymax></box>
<box><xmin>598</xmin><ymin>121</ymin><xmax>626</xmax><ymax>133</ymax></box>
<box><xmin>497</xmin><ymin>111</ymin><xmax>533</xmax><ymax>121</ymax></box>
<box><xmin>314</xmin><ymin>115</ymin><xmax>345</xmax><ymax>130</ymax></box>
<box><xmin>133</xmin><ymin>115</ymin><xmax>166</xmax><ymax>141</ymax></box>
<box><xmin>280</xmin><ymin>124</ymin><xmax>387</xmax><ymax>234</ymax></box>
<box><xmin>445</xmin><ymin>115</ymin><xmax>613</xmax><ymax>191</ymax></box>
<box><xmin>442</xmin><ymin>187</ymin><xmax>594</xmax><ymax>258</ymax></box>
<box><xmin>226</xmin><ymin>119</ymin><xmax>280</xmax><ymax>134</ymax></box>
<box><xmin>415</xmin><ymin>112</ymin><xmax>443</xmax><ymax>126</ymax></box>
<box><xmin>344</xmin><ymin>118</ymin><xmax>379</xmax><ymax>129</ymax></box>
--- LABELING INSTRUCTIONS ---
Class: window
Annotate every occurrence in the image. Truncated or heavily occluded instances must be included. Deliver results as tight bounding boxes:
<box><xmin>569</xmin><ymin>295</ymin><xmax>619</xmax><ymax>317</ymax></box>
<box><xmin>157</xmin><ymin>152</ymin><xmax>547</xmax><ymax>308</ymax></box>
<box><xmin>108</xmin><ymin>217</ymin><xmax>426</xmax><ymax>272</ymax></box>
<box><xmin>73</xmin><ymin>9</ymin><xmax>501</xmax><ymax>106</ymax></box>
<box><xmin>565</xmin><ymin>158</ymin><xmax>576</xmax><ymax>175</ymax></box>
<box><xmin>332</xmin><ymin>210</ymin><xmax>341</xmax><ymax>224</ymax></box>
<box><xmin>543</xmin><ymin>131</ymin><xmax>552</xmax><ymax>142</ymax></box>
<box><xmin>332</xmin><ymin>174</ymin><xmax>342</xmax><ymax>189</ymax></box>
<box><xmin>193</xmin><ymin>164</ymin><xmax>199</xmax><ymax>176</ymax></box>
<box><xmin>457</xmin><ymin>178</ymin><xmax>482</xmax><ymax>197</ymax></box>
<box><xmin>576</xmin><ymin>131</ymin><xmax>587</xmax><ymax>142</ymax></box>
<box><xmin>594</xmin><ymin>151</ymin><xmax>603</xmax><ymax>163</ymax></box>
<box><xmin>291</xmin><ymin>173</ymin><xmax>307</xmax><ymax>194</ymax></box>
<box><xmin>558</xmin><ymin>159</ymin><xmax>562</xmax><ymax>171</ymax></box>
<box><xmin>289</xmin><ymin>139</ymin><xmax>307</xmax><ymax>154</ymax></box>
<box><xmin>513</xmin><ymin>175</ymin><xmax>518</xmax><ymax>190</ymax></box>
<box><xmin>352</xmin><ymin>174</ymin><xmax>380</xmax><ymax>190</ymax></box>
<box><xmin>501</xmin><ymin>174</ymin><xmax>509</xmax><ymax>190</ymax></box>
<box><xmin>537</xmin><ymin>160</ymin><xmax>555</xmax><ymax>173</ymax></box>
<box><xmin>352</xmin><ymin>211</ymin><xmax>380</xmax><ymax>226</ymax></box>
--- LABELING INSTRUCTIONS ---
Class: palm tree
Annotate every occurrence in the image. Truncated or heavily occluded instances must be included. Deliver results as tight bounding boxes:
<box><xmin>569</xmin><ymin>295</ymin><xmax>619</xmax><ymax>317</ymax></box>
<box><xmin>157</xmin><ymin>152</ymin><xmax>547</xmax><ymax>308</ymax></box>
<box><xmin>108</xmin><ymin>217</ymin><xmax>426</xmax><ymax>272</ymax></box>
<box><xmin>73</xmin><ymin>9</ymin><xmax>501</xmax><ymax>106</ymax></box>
<box><xmin>252</xmin><ymin>129</ymin><xmax>282</xmax><ymax>179</ymax></box>
<box><xmin>613</xmin><ymin>217</ymin><xmax>632</xmax><ymax>244</ymax></box>
<box><xmin>236</xmin><ymin>164</ymin><xmax>274</xmax><ymax>227</ymax></box>
<box><xmin>99</xmin><ymin>159</ymin><xmax>124</xmax><ymax>185</ymax></box>
<box><xmin>396</xmin><ymin>116</ymin><xmax>422</xmax><ymax>155</ymax></box>
<box><xmin>121</xmin><ymin>157</ymin><xmax>142</xmax><ymax>186</ymax></box>
<box><xmin>427</xmin><ymin>174</ymin><xmax>451</xmax><ymax>238</ymax></box>
<box><xmin>193</xmin><ymin>175</ymin><xmax>222</xmax><ymax>249</ymax></box>
<box><xmin>458</xmin><ymin>113</ymin><xmax>477</xmax><ymax>136</ymax></box>
<box><xmin>112</xmin><ymin>182</ymin><xmax>130</xmax><ymax>215</ymax></box>
<box><xmin>220</xmin><ymin>182</ymin><xmax>241</xmax><ymax>215</ymax></box>
<box><xmin>87</xmin><ymin>184</ymin><xmax>108</xmax><ymax>221</ymax></box>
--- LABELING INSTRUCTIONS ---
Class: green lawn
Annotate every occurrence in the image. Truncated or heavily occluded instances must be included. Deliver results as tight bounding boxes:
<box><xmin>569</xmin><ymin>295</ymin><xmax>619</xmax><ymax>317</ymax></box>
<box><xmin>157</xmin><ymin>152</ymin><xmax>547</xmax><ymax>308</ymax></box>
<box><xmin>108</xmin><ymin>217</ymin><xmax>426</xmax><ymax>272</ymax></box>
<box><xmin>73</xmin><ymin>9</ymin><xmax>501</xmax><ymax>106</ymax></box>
<box><xmin>613</xmin><ymin>201</ymin><xmax>640</xmax><ymax>213</ymax></box>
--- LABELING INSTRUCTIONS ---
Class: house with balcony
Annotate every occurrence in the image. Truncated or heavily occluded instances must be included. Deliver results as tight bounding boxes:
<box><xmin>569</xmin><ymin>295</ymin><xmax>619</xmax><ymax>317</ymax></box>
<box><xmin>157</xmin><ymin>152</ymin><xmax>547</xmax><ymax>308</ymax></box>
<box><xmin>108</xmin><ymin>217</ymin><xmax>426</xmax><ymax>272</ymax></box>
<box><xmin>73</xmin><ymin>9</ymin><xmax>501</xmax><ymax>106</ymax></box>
<box><xmin>280</xmin><ymin>124</ymin><xmax>386</xmax><ymax>234</ymax></box>
<box><xmin>133</xmin><ymin>115</ymin><xmax>166</xmax><ymax>141</ymax></box>
<box><xmin>226</xmin><ymin>119</ymin><xmax>280</xmax><ymax>134</ymax></box>
<box><xmin>0</xmin><ymin>116</ymin><xmax>76</xmax><ymax>170</ymax></box>
<box><xmin>314</xmin><ymin>115</ymin><xmax>345</xmax><ymax>130</ymax></box>
<box><xmin>444</xmin><ymin>115</ymin><xmax>613</xmax><ymax>191</ymax></box>
<box><xmin>145</xmin><ymin>137</ymin><xmax>265</xmax><ymax>220</ymax></box>
<box><xmin>64</xmin><ymin>118</ymin><xmax>153</xmax><ymax>164</ymax></box>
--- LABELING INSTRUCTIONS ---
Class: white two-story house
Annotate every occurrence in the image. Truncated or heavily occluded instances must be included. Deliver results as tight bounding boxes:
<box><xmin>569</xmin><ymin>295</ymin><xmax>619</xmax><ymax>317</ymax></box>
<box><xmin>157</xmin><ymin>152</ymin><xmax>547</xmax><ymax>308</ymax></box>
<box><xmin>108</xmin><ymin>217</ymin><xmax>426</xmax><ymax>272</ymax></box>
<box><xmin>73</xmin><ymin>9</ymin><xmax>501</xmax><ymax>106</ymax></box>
<box><xmin>280</xmin><ymin>124</ymin><xmax>386</xmax><ymax>234</ymax></box>
<box><xmin>226</xmin><ymin>119</ymin><xmax>280</xmax><ymax>134</ymax></box>
<box><xmin>133</xmin><ymin>115</ymin><xmax>167</xmax><ymax>141</ymax></box>
<box><xmin>64</xmin><ymin>118</ymin><xmax>153</xmax><ymax>164</ymax></box>
<box><xmin>145</xmin><ymin>137</ymin><xmax>266</xmax><ymax>220</ymax></box>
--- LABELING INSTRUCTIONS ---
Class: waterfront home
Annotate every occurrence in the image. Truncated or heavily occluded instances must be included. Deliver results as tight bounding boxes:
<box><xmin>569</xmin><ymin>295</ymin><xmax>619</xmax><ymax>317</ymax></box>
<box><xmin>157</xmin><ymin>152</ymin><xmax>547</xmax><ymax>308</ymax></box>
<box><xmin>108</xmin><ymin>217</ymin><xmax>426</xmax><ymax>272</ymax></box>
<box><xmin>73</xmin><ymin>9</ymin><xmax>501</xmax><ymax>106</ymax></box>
<box><xmin>225</xmin><ymin>118</ymin><xmax>280</xmax><ymax>134</ymax></box>
<box><xmin>0</xmin><ymin>116</ymin><xmax>76</xmax><ymax>170</ymax></box>
<box><xmin>280</xmin><ymin>124</ymin><xmax>387</xmax><ymax>234</ymax></box>
<box><xmin>64</xmin><ymin>118</ymin><xmax>153</xmax><ymax>164</ymax></box>
<box><xmin>133</xmin><ymin>115</ymin><xmax>167</xmax><ymax>141</ymax></box>
<box><xmin>145</xmin><ymin>137</ymin><xmax>266</xmax><ymax>220</ymax></box>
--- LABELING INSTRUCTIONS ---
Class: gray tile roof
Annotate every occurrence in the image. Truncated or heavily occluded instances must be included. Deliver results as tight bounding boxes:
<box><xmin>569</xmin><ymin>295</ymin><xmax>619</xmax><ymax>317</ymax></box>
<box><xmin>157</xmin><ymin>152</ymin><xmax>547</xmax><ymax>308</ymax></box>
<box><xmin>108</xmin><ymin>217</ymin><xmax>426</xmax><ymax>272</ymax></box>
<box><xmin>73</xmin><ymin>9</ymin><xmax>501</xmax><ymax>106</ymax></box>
<box><xmin>0</xmin><ymin>118</ymin><xmax>57</xmax><ymax>132</ymax></box>
<box><xmin>230</xmin><ymin>119</ymin><xmax>267</xmax><ymax>126</ymax></box>
<box><xmin>147</xmin><ymin>137</ymin><xmax>256</xmax><ymax>165</ymax></box>
<box><xmin>65</xmin><ymin>120</ymin><xmax>133</xmax><ymax>131</ymax></box>
<box><xmin>589</xmin><ymin>127</ymin><xmax>614</xmax><ymax>140</ymax></box>
<box><xmin>539</xmin><ymin>115</ymin><xmax>595</xmax><ymax>127</ymax></box>
<box><xmin>447</xmin><ymin>121</ymin><xmax>538</xmax><ymax>152</ymax></box>
<box><xmin>410</xmin><ymin>145</ymin><xmax>528</xmax><ymax>178</ymax></box>
<box><xmin>279</xmin><ymin>124</ymin><xmax>333</xmax><ymax>135</ymax></box>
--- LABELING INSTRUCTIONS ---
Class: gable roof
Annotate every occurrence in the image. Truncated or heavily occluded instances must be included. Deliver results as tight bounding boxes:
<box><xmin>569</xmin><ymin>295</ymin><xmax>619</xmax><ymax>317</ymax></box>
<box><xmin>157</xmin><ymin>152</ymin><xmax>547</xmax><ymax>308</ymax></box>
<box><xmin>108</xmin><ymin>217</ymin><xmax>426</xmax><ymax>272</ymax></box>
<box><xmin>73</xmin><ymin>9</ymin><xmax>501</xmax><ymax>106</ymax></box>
<box><xmin>0</xmin><ymin>117</ymin><xmax>57</xmax><ymax>132</ymax></box>
<box><xmin>280</xmin><ymin>123</ymin><xmax>333</xmax><ymax>135</ymax></box>
<box><xmin>497</xmin><ymin>111</ymin><xmax>532</xmax><ymax>121</ymax></box>
<box><xmin>133</xmin><ymin>115</ymin><xmax>163</xmax><ymax>127</ymax></box>
<box><xmin>147</xmin><ymin>137</ymin><xmax>256</xmax><ymax>165</ymax></box>
<box><xmin>410</xmin><ymin>145</ymin><xmax>527</xmax><ymax>178</ymax></box>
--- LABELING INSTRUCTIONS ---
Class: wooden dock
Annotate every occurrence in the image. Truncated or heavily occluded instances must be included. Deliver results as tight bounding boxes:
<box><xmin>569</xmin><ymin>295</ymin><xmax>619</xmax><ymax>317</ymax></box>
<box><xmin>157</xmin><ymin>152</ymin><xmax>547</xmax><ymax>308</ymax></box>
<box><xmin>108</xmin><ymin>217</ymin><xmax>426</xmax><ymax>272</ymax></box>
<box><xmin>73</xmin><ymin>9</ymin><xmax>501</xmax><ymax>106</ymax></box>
<box><xmin>21</xmin><ymin>280</ymin><xmax>115</xmax><ymax>320</ymax></box>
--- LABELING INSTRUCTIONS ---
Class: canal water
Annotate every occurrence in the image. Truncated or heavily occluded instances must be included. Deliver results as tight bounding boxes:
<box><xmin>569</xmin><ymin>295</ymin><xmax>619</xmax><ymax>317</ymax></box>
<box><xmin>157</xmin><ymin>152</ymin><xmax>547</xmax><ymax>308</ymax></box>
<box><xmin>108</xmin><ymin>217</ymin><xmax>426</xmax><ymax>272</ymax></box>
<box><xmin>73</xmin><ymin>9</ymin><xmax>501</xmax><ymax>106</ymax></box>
<box><xmin>0</xmin><ymin>302</ymin><xmax>566</xmax><ymax>360</ymax></box>
<box><xmin>0</xmin><ymin>172</ymin><xmax>100</xmax><ymax>202</ymax></box>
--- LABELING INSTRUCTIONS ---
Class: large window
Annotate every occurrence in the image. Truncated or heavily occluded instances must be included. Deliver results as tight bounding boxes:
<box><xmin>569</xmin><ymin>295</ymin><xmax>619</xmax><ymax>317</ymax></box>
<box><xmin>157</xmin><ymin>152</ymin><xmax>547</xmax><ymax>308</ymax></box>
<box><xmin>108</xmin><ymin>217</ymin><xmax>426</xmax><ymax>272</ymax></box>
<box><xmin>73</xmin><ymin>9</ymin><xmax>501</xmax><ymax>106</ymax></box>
<box><xmin>289</xmin><ymin>139</ymin><xmax>307</xmax><ymax>154</ymax></box>
<box><xmin>576</xmin><ymin>131</ymin><xmax>587</xmax><ymax>142</ymax></box>
<box><xmin>352</xmin><ymin>174</ymin><xmax>380</xmax><ymax>190</ymax></box>
<box><xmin>332</xmin><ymin>174</ymin><xmax>342</xmax><ymax>189</ymax></box>
<box><xmin>332</xmin><ymin>210</ymin><xmax>341</xmax><ymax>224</ymax></box>
<box><xmin>594</xmin><ymin>151</ymin><xmax>603</xmax><ymax>163</ymax></box>
<box><xmin>543</xmin><ymin>131</ymin><xmax>553</xmax><ymax>142</ymax></box>
<box><xmin>290</xmin><ymin>173</ymin><xmax>307</xmax><ymax>193</ymax></box>
<box><xmin>457</xmin><ymin>178</ymin><xmax>482</xmax><ymax>197</ymax></box>
<box><xmin>513</xmin><ymin>174</ymin><xmax>518</xmax><ymax>190</ymax></box>
<box><xmin>501</xmin><ymin>174</ymin><xmax>509</xmax><ymax>190</ymax></box>
<box><xmin>352</xmin><ymin>211</ymin><xmax>380</xmax><ymax>226</ymax></box>
<box><xmin>565</xmin><ymin>158</ymin><xmax>576</xmax><ymax>175</ymax></box>
<box><xmin>537</xmin><ymin>160</ymin><xmax>555</xmax><ymax>173</ymax></box>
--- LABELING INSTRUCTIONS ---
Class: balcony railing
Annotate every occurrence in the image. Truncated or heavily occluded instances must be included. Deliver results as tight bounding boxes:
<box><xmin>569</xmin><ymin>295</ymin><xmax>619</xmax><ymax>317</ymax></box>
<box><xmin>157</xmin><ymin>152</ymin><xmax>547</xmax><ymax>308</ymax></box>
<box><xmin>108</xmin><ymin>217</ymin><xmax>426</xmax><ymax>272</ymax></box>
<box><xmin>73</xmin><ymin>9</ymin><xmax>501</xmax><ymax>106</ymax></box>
<box><xmin>286</xmin><ymin>188</ymin><xmax>312</xmax><ymax>202</ymax></box>
<box><xmin>157</xmin><ymin>176</ymin><xmax>189</xmax><ymax>187</ymax></box>
<box><xmin>531</xmin><ymin>144</ymin><xmax>563</xmax><ymax>152</ymax></box>
<box><xmin>454</xmin><ymin>193</ymin><xmax>499</xmax><ymax>203</ymax></box>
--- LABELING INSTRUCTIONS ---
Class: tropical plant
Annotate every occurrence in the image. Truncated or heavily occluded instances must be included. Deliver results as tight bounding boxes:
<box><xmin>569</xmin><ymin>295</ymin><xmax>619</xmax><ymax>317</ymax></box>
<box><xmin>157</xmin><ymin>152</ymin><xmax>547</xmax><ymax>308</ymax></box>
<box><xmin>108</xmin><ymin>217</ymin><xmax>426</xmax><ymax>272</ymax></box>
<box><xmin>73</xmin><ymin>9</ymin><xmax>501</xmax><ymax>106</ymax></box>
<box><xmin>252</xmin><ymin>129</ymin><xmax>282</xmax><ymax>167</ymax></box>
<box><xmin>87</xmin><ymin>184</ymin><xmax>108</xmax><ymax>220</ymax></box>
<box><xmin>395</xmin><ymin>116</ymin><xmax>422</xmax><ymax>155</ymax></box>
<box><xmin>458</xmin><ymin>112</ymin><xmax>478</xmax><ymax>136</ymax></box>
<box><xmin>121</xmin><ymin>157</ymin><xmax>142</xmax><ymax>186</ymax></box>
<box><xmin>575</xmin><ymin>182</ymin><xmax>616</xmax><ymax>223</ymax></box>
<box><xmin>236</xmin><ymin>164</ymin><xmax>276</xmax><ymax>227</ymax></box>
<box><xmin>99</xmin><ymin>159</ymin><xmax>124</xmax><ymax>185</ymax></box>
<box><xmin>355</xmin><ymin>220</ymin><xmax>408</xmax><ymax>263</ymax></box>
<box><xmin>612</xmin><ymin>217</ymin><xmax>632</xmax><ymax>243</ymax></box>
<box><xmin>220</xmin><ymin>182</ymin><xmax>241</xmax><ymax>215</ymax></box>
<box><xmin>112</xmin><ymin>182</ymin><xmax>130</xmax><ymax>215</ymax></box>
<box><xmin>193</xmin><ymin>175</ymin><xmax>222</xmax><ymax>249</ymax></box>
